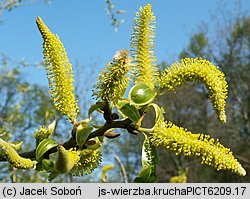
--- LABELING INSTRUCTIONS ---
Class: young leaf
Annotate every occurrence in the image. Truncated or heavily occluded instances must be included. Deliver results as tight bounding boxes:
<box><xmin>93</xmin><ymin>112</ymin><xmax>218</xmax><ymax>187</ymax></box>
<box><xmin>80</xmin><ymin>149</ymin><xmax>94</xmax><ymax>156</ymax></box>
<box><xmin>138</xmin><ymin>103</ymin><xmax>164</xmax><ymax>132</ymax></box>
<box><xmin>42</xmin><ymin>159</ymin><xmax>54</xmax><ymax>171</ymax></box>
<box><xmin>128</xmin><ymin>83</ymin><xmax>156</xmax><ymax>106</ymax></box>
<box><xmin>36</xmin><ymin>139</ymin><xmax>58</xmax><ymax>160</ymax></box>
<box><xmin>76</xmin><ymin>125</ymin><xmax>93</xmax><ymax>148</ymax></box>
<box><xmin>134</xmin><ymin>133</ymin><xmax>158</xmax><ymax>183</ymax></box>
<box><xmin>148</xmin><ymin>103</ymin><xmax>164</xmax><ymax>124</ymax></box>
<box><xmin>119</xmin><ymin>103</ymin><xmax>141</xmax><ymax>123</ymax></box>
<box><xmin>134</xmin><ymin>166</ymin><xmax>152</xmax><ymax>183</ymax></box>
<box><xmin>79</xmin><ymin>117</ymin><xmax>92</xmax><ymax>125</ymax></box>
<box><xmin>47</xmin><ymin>120</ymin><xmax>56</xmax><ymax>136</ymax></box>
<box><xmin>88</xmin><ymin>103</ymin><xmax>104</xmax><ymax>117</ymax></box>
<box><xmin>9</xmin><ymin>141</ymin><xmax>23</xmax><ymax>151</ymax></box>
<box><xmin>0</xmin><ymin>132</ymin><xmax>7</xmax><ymax>137</ymax></box>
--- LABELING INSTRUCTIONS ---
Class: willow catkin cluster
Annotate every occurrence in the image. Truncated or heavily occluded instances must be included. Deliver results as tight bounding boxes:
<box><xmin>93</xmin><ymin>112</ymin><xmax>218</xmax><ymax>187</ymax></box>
<box><xmin>48</xmin><ymin>146</ymin><xmax>102</xmax><ymax>179</ymax></box>
<box><xmin>71</xmin><ymin>148</ymin><xmax>102</xmax><ymax>176</ymax></box>
<box><xmin>33</xmin><ymin>126</ymin><xmax>49</xmax><ymax>145</ymax></box>
<box><xmin>160</xmin><ymin>58</ymin><xmax>228</xmax><ymax>122</ymax></box>
<box><xmin>150</xmin><ymin>121</ymin><xmax>246</xmax><ymax>176</ymax></box>
<box><xmin>36</xmin><ymin>17</ymin><xmax>79</xmax><ymax>123</ymax></box>
<box><xmin>92</xmin><ymin>49</ymin><xmax>130</xmax><ymax>104</ymax></box>
<box><xmin>130</xmin><ymin>4</ymin><xmax>159</xmax><ymax>89</ymax></box>
<box><xmin>0</xmin><ymin>139</ymin><xmax>36</xmax><ymax>169</ymax></box>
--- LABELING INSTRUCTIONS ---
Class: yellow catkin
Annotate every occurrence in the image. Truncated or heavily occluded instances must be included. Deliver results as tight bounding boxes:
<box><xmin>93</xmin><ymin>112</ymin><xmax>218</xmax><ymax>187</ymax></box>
<box><xmin>169</xmin><ymin>175</ymin><xmax>187</xmax><ymax>183</ymax></box>
<box><xmin>92</xmin><ymin>49</ymin><xmax>130</xmax><ymax>104</ymax></box>
<box><xmin>36</xmin><ymin>17</ymin><xmax>79</xmax><ymax>123</ymax></box>
<box><xmin>101</xmin><ymin>164</ymin><xmax>115</xmax><ymax>182</ymax></box>
<box><xmin>130</xmin><ymin>4</ymin><xmax>159</xmax><ymax>89</ymax></box>
<box><xmin>160</xmin><ymin>58</ymin><xmax>228</xmax><ymax>122</ymax></box>
<box><xmin>0</xmin><ymin>139</ymin><xmax>36</xmax><ymax>169</ymax></box>
<box><xmin>150</xmin><ymin>121</ymin><xmax>246</xmax><ymax>176</ymax></box>
<box><xmin>33</xmin><ymin>126</ymin><xmax>48</xmax><ymax>145</ymax></box>
<box><xmin>71</xmin><ymin>148</ymin><xmax>102</xmax><ymax>176</ymax></box>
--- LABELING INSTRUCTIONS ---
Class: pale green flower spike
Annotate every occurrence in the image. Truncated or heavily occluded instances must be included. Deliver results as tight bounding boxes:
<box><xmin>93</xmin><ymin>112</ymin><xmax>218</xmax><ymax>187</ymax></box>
<box><xmin>36</xmin><ymin>17</ymin><xmax>79</xmax><ymax>123</ymax></box>
<box><xmin>150</xmin><ymin>121</ymin><xmax>246</xmax><ymax>176</ymax></box>
<box><xmin>92</xmin><ymin>49</ymin><xmax>130</xmax><ymax>104</ymax></box>
<box><xmin>0</xmin><ymin>139</ymin><xmax>36</xmax><ymax>169</ymax></box>
<box><xmin>55</xmin><ymin>146</ymin><xmax>80</xmax><ymax>174</ymax></box>
<box><xmin>160</xmin><ymin>58</ymin><xmax>228</xmax><ymax>122</ymax></box>
<box><xmin>130</xmin><ymin>4</ymin><xmax>159</xmax><ymax>89</ymax></box>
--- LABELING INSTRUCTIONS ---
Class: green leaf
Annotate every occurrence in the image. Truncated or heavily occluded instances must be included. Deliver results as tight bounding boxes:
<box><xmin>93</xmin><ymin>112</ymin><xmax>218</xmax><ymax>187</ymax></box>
<box><xmin>142</xmin><ymin>141</ymin><xmax>150</xmax><ymax>167</ymax></box>
<box><xmin>79</xmin><ymin>117</ymin><xmax>92</xmax><ymax>125</ymax></box>
<box><xmin>76</xmin><ymin>125</ymin><xmax>93</xmax><ymax>147</ymax></box>
<box><xmin>35</xmin><ymin>162</ymin><xmax>44</xmax><ymax>172</ymax></box>
<box><xmin>142</xmin><ymin>133</ymin><xmax>158</xmax><ymax>167</ymax></box>
<box><xmin>148</xmin><ymin>103</ymin><xmax>164</xmax><ymax>124</ymax></box>
<box><xmin>134</xmin><ymin>166</ymin><xmax>157</xmax><ymax>183</ymax></box>
<box><xmin>98</xmin><ymin>136</ymin><xmax>105</xmax><ymax>143</ymax></box>
<box><xmin>0</xmin><ymin>132</ymin><xmax>7</xmax><ymax>137</ymax></box>
<box><xmin>116</xmin><ymin>98</ymin><xmax>129</xmax><ymax>108</ymax></box>
<box><xmin>128</xmin><ymin>83</ymin><xmax>156</xmax><ymax>106</ymax></box>
<box><xmin>36</xmin><ymin>139</ymin><xmax>58</xmax><ymax>160</ymax></box>
<box><xmin>42</xmin><ymin>159</ymin><xmax>54</xmax><ymax>171</ymax></box>
<box><xmin>133</xmin><ymin>176</ymin><xmax>145</xmax><ymax>183</ymax></box>
<box><xmin>48</xmin><ymin>171</ymin><xmax>59</xmax><ymax>181</ymax></box>
<box><xmin>88</xmin><ymin>103</ymin><xmax>103</xmax><ymax>117</ymax></box>
<box><xmin>134</xmin><ymin>166</ymin><xmax>152</xmax><ymax>182</ymax></box>
<box><xmin>47</xmin><ymin>120</ymin><xmax>56</xmax><ymax>136</ymax></box>
<box><xmin>139</xmin><ymin>103</ymin><xmax>164</xmax><ymax>132</ymax></box>
<box><xmin>119</xmin><ymin>103</ymin><xmax>141</xmax><ymax>123</ymax></box>
<box><xmin>135</xmin><ymin>134</ymin><xmax>158</xmax><ymax>183</ymax></box>
<box><xmin>147</xmin><ymin>173</ymin><xmax>157</xmax><ymax>182</ymax></box>
<box><xmin>9</xmin><ymin>141</ymin><xmax>23</xmax><ymax>151</ymax></box>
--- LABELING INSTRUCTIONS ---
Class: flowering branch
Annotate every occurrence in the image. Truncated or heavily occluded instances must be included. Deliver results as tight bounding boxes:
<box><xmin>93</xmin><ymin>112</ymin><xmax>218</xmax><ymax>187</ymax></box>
<box><xmin>0</xmin><ymin>4</ymin><xmax>246</xmax><ymax>182</ymax></box>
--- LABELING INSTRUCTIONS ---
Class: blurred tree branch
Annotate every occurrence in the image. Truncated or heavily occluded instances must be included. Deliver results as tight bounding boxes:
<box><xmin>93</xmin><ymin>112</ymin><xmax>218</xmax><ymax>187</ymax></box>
<box><xmin>0</xmin><ymin>0</ymin><xmax>51</xmax><ymax>17</ymax></box>
<box><xmin>105</xmin><ymin>0</ymin><xmax>125</xmax><ymax>32</ymax></box>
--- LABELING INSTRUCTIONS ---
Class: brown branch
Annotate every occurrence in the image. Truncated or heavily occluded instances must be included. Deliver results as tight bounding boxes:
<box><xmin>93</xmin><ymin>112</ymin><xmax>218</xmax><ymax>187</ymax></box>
<box><xmin>0</xmin><ymin>118</ymin><xmax>133</xmax><ymax>162</ymax></box>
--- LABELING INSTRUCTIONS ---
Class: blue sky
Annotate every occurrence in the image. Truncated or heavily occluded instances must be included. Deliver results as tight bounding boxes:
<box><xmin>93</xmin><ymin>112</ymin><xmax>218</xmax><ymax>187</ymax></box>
<box><xmin>1</xmin><ymin>0</ymin><xmax>250</xmax><ymax>86</ymax></box>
